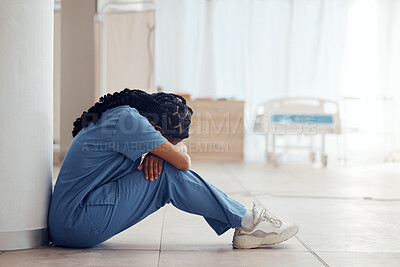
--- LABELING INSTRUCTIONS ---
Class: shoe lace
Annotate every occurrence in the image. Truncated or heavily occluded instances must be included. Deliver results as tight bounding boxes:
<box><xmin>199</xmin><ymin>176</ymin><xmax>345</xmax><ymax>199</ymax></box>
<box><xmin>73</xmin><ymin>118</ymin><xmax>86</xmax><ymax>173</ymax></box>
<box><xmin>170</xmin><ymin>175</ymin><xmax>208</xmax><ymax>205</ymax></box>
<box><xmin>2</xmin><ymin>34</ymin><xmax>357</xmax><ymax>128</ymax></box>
<box><xmin>260</xmin><ymin>209</ymin><xmax>282</xmax><ymax>228</ymax></box>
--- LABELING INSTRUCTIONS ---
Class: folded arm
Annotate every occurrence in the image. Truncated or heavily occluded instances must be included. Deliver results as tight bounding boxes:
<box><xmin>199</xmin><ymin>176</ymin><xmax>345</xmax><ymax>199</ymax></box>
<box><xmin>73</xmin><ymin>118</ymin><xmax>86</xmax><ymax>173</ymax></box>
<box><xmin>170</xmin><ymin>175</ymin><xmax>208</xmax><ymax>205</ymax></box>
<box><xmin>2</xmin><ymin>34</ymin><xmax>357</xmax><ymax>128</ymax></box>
<box><xmin>150</xmin><ymin>141</ymin><xmax>191</xmax><ymax>171</ymax></box>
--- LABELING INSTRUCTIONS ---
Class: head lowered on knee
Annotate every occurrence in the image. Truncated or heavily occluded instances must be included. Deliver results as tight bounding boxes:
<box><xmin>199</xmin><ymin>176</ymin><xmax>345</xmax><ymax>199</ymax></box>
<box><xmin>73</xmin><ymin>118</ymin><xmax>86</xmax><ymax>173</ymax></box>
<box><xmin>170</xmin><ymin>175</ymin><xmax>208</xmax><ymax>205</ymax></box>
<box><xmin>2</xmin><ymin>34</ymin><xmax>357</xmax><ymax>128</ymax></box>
<box><xmin>72</xmin><ymin>88</ymin><xmax>193</xmax><ymax>143</ymax></box>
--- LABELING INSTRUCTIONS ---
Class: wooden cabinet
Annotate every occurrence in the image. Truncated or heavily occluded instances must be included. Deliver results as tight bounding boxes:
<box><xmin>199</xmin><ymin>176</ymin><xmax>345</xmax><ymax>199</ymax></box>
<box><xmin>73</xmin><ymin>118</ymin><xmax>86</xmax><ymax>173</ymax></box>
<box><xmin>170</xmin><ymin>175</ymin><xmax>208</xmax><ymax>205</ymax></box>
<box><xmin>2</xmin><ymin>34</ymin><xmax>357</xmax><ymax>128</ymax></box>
<box><xmin>184</xmin><ymin>99</ymin><xmax>244</xmax><ymax>161</ymax></box>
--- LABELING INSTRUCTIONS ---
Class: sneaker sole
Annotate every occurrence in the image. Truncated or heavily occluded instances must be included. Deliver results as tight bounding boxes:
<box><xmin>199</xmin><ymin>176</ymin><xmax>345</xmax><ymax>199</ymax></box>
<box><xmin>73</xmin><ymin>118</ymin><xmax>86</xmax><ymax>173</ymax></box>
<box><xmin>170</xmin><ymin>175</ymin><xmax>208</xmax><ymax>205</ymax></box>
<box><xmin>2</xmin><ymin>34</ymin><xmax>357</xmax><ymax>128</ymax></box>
<box><xmin>233</xmin><ymin>225</ymin><xmax>299</xmax><ymax>249</ymax></box>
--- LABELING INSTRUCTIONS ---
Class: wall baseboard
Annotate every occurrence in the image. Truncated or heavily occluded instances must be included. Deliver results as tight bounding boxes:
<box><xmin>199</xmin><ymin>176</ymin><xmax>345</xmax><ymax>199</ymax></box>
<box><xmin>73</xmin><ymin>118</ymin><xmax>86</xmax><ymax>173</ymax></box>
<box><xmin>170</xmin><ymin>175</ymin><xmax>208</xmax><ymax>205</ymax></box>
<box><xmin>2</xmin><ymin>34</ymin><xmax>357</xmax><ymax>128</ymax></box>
<box><xmin>0</xmin><ymin>228</ymin><xmax>50</xmax><ymax>250</ymax></box>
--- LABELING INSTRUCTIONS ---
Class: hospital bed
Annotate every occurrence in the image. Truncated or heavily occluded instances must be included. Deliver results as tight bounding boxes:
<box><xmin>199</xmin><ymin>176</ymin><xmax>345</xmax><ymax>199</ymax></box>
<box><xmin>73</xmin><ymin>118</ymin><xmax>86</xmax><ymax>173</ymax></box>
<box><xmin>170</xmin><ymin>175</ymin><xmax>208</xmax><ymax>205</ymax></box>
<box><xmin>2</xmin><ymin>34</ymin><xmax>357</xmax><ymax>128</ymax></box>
<box><xmin>254</xmin><ymin>98</ymin><xmax>341</xmax><ymax>167</ymax></box>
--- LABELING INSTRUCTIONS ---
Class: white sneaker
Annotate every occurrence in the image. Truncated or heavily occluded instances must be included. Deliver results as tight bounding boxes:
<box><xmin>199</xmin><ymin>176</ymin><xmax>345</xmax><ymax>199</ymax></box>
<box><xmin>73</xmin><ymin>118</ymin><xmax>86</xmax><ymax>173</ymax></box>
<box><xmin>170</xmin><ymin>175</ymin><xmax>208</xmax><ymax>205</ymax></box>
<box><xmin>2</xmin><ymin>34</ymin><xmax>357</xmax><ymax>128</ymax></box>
<box><xmin>232</xmin><ymin>202</ymin><xmax>299</xmax><ymax>249</ymax></box>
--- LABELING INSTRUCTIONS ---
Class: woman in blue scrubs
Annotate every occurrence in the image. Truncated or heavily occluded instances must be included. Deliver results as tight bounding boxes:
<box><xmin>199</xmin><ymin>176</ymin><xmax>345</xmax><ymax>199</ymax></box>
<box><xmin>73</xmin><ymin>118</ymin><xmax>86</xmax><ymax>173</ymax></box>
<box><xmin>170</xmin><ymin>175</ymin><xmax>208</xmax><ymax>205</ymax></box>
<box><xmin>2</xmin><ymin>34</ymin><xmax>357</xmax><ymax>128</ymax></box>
<box><xmin>48</xmin><ymin>89</ymin><xmax>298</xmax><ymax>249</ymax></box>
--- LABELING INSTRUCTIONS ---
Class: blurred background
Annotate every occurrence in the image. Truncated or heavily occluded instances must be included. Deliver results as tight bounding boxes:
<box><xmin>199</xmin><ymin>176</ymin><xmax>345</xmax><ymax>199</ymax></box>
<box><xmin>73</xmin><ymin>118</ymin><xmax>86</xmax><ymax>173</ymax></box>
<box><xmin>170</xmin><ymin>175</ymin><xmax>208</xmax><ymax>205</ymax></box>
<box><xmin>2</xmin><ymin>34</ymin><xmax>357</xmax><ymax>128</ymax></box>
<box><xmin>2</xmin><ymin>0</ymin><xmax>400</xmax><ymax>263</ymax></box>
<box><xmin>54</xmin><ymin>0</ymin><xmax>400</xmax><ymax>166</ymax></box>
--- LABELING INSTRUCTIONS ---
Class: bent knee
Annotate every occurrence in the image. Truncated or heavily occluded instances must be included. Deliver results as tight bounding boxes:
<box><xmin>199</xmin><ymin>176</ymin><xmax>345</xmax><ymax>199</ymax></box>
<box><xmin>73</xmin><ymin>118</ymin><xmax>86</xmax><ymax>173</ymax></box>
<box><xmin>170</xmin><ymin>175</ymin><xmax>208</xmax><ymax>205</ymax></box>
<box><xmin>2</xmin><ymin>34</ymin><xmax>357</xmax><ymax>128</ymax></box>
<box><xmin>161</xmin><ymin>161</ymin><xmax>183</xmax><ymax>175</ymax></box>
<box><xmin>161</xmin><ymin>161</ymin><xmax>203</xmax><ymax>184</ymax></box>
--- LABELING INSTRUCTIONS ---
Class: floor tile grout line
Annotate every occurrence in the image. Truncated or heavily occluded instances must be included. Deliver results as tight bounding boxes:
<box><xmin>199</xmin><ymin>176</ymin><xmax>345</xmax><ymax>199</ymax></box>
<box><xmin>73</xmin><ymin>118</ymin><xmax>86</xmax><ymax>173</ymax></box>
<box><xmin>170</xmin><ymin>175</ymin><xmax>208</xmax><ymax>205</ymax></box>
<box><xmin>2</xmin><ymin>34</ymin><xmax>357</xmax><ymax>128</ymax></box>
<box><xmin>295</xmin><ymin>236</ymin><xmax>330</xmax><ymax>267</ymax></box>
<box><xmin>84</xmin><ymin>248</ymin><xmax>317</xmax><ymax>253</ymax></box>
<box><xmin>157</xmin><ymin>208</ymin><xmax>166</xmax><ymax>267</ymax></box>
<box><xmin>230</xmin><ymin>190</ymin><xmax>400</xmax><ymax>202</ymax></box>
<box><xmin>280</xmin><ymin>165</ymin><xmax>400</xmax><ymax>202</ymax></box>
<box><xmin>279</xmin><ymin>167</ymin><xmax>326</xmax><ymax>193</ymax></box>
<box><xmin>222</xmin><ymin>164</ymin><xmax>330</xmax><ymax>266</ymax></box>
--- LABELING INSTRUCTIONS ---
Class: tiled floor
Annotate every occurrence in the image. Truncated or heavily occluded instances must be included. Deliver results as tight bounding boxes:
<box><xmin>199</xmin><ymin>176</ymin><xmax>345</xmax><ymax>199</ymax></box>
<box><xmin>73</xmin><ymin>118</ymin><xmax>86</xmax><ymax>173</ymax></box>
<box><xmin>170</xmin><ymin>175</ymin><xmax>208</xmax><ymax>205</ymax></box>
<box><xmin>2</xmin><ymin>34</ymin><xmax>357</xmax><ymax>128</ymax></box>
<box><xmin>1</xmin><ymin>161</ymin><xmax>400</xmax><ymax>266</ymax></box>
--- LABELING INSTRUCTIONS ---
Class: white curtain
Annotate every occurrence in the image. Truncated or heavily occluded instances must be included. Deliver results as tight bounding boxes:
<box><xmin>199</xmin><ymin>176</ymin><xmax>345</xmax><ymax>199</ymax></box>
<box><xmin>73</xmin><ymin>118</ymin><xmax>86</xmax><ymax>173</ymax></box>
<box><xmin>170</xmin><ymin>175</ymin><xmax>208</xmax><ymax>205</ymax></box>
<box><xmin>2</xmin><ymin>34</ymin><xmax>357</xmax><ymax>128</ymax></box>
<box><xmin>104</xmin><ymin>11</ymin><xmax>155</xmax><ymax>93</ymax></box>
<box><xmin>340</xmin><ymin>0</ymin><xmax>400</xmax><ymax>163</ymax></box>
<box><xmin>156</xmin><ymin>0</ymin><xmax>400</xmax><ymax>163</ymax></box>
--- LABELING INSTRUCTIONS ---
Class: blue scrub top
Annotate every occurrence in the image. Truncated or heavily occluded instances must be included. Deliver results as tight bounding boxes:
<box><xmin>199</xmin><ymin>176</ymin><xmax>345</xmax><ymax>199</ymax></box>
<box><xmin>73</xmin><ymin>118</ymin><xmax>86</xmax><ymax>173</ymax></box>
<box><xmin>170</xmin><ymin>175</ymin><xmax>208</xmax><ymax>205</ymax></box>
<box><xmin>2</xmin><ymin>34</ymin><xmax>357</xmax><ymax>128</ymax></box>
<box><xmin>49</xmin><ymin>105</ymin><xmax>167</xmax><ymax>237</ymax></box>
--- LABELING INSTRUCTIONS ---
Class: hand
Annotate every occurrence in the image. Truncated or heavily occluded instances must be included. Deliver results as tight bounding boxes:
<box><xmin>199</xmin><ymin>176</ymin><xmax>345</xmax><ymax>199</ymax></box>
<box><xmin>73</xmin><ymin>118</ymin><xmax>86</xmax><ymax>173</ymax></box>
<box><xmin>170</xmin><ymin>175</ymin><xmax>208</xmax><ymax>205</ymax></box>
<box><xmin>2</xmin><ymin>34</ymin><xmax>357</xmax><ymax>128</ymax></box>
<box><xmin>138</xmin><ymin>153</ymin><xmax>163</xmax><ymax>181</ymax></box>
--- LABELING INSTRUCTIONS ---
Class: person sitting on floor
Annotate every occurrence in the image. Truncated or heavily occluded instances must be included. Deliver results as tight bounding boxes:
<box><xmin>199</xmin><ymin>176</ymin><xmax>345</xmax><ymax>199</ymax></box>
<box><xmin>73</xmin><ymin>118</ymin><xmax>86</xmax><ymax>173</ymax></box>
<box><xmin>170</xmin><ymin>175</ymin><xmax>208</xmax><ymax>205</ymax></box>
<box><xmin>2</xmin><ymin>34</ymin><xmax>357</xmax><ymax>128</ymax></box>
<box><xmin>48</xmin><ymin>88</ymin><xmax>299</xmax><ymax>249</ymax></box>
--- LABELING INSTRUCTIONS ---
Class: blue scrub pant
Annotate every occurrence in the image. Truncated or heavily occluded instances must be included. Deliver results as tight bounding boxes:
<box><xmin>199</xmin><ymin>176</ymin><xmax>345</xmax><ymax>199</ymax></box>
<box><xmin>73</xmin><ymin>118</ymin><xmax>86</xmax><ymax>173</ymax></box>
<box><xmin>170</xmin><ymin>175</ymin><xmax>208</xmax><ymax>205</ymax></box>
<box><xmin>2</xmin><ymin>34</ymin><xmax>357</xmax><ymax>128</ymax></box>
<box><xmin>65</xmin><ymin>162</ymin><xmax>246</xmax><ymax>248</ymax></box>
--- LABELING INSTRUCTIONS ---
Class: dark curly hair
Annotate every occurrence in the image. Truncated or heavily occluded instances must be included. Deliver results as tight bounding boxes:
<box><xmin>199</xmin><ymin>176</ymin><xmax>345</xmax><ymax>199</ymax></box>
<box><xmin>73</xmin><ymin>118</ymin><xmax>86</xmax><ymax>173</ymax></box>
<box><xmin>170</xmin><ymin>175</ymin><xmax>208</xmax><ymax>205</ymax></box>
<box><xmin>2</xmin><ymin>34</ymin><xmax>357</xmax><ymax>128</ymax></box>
<box><xmin>72</xmin><ymin>89</ymin><xmax>193</xmax><ymax>139</ymax></box>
